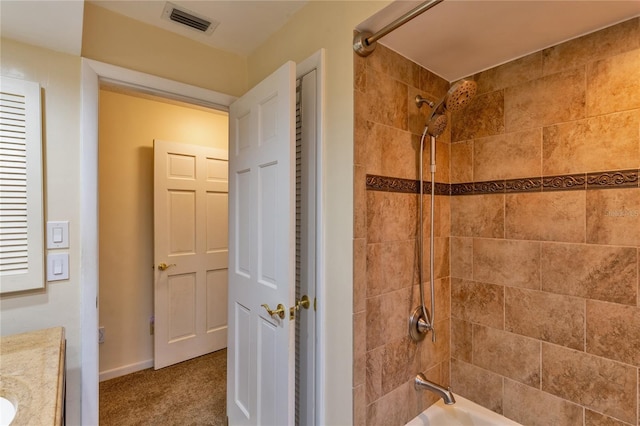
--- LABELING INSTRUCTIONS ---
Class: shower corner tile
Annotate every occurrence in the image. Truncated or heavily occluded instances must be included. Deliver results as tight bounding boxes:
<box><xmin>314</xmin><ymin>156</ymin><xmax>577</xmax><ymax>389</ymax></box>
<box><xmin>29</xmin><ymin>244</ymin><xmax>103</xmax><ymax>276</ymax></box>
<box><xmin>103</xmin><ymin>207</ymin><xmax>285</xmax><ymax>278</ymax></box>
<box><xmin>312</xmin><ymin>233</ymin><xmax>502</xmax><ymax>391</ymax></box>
<box><xmin>419</xmin><ymin>67</ymin><xmax>449</xmax><ymax>99</ymax></box>
<box><xmin>451</xmin><ymin>318</ymin><xmax>473</xmax><ymax>363</ymax></box>
<box><xmin>451</xmin><ymin>358</ymin><xmax>504</xmax><ymax>415</ymax></box>
<box><xmin>450</xmin><ymin>237</ymin><xmax>473</xmax><ymax>280</ymax></box>
<box><xmin>353</xmin><ymin>238</ymin><xmax>366</xmax><ymax>313</ymax></box>
<box><xmin>354</xmin><ymin>165</ymin><xmax>367</xmax><ymax>239</ymax></box>
<box><xmin>353</xmin><ymin>385</ymin><xmax>366</xmax><ymax>426</ymax></box>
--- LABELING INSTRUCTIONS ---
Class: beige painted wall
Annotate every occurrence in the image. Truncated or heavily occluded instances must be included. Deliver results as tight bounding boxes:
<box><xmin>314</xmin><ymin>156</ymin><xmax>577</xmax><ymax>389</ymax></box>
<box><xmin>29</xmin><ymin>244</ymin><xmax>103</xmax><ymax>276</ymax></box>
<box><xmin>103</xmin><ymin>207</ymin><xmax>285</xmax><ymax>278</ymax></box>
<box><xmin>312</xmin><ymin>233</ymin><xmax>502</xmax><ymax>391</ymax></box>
<box><xmin>248</xmin><ymin>2</ymin><xmax>391</xmax><ymax>424</ymax></box>
<box><xmin>98</xmin><ymin>88</ymin><xmax>228</xmax><ymax>374</ymax></box>
<box><xmin>0</xmin><ymin>38</ymin><xmax>83</xmax><ymax>426</ymax></box>
<box><xmin>0</xmin><ymin>1</ymin><xmax>391</xmax><ymax>422</ymax></box>
<box><xmin>82</xmin><ymin>2</ymin><xmax>248</xmax><ymax>97</ymax></box>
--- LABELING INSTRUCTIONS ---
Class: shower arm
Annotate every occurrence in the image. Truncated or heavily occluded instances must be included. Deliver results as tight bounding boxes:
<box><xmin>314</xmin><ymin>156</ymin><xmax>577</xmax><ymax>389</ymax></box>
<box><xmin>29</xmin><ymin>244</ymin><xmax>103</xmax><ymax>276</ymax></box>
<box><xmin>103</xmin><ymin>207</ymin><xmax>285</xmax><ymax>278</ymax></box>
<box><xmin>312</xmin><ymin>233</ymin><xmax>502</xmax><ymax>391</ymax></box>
<box><xmin>353</xmin><ymin>0</ymin><xmax>445</xmax><ymax>57</ymax></box>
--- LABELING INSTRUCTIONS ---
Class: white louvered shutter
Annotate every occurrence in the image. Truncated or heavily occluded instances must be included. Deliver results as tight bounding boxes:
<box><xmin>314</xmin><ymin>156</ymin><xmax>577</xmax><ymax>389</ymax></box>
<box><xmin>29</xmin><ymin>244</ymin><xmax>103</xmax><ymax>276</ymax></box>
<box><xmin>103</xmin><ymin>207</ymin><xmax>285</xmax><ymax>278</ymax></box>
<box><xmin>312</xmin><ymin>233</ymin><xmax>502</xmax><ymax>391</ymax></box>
<box><xmin>0</xmin><ymin>76</ymin><xmax>44</xmax><ymax>293</ymax></box>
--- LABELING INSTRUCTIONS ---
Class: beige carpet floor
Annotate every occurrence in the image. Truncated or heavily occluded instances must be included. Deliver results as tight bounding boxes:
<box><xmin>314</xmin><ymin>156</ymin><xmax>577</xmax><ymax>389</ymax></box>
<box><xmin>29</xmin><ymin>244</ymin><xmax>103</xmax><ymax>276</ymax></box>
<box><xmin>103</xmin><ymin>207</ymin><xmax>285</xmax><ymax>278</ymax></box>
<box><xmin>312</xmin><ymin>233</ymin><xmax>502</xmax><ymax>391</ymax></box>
<box><xmin>99</xmin><ymin>349</ymin><xmax>226</xmax><ymax>426</ymax></box>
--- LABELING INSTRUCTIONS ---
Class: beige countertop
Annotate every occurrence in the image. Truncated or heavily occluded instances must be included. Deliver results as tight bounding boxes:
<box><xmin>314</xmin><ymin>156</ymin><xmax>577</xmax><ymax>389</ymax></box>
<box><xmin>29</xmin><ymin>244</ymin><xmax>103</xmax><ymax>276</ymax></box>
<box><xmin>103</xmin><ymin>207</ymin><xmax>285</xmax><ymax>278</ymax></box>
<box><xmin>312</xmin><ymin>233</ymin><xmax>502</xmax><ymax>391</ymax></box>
<box><xmin>0</xmin><ymin>327</ymin><xmax>65</xmax><ymax>426</ymax></box>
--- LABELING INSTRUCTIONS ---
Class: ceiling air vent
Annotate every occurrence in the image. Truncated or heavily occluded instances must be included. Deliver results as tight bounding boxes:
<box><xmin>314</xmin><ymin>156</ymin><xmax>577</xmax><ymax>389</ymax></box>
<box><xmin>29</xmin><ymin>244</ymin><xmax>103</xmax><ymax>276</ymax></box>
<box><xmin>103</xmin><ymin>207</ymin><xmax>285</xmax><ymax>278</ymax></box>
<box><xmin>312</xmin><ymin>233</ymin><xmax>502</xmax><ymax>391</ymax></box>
<box><xmin>161</xmin><ymin>2</ymin><xmax>219</xmax><ymax>35</ymax></box>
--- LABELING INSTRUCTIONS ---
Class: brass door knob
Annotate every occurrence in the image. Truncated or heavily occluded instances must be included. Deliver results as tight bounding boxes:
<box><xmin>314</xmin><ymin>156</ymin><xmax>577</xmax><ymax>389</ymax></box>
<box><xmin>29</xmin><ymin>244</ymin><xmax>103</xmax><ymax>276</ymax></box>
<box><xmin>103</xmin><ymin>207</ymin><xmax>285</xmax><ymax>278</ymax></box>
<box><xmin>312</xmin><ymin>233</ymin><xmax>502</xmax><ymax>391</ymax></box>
<box><xmin>261</xmin><ymin>303</ymin><xmax>286</xmax><ymax>320</ymax></box>
<box><xmin>296</xmin><ymin>295</ymin><xmax>310</xmax><ymax>310</ymax></box>
<box><xmin>157</xmin><ymin>263</ymin><xmax>176</xmax><ymax>271</ymax></box>
<box><xmin>289</xmin><ymin>295</ymin><xmax>312</xmax><ymax>320</ymax></box>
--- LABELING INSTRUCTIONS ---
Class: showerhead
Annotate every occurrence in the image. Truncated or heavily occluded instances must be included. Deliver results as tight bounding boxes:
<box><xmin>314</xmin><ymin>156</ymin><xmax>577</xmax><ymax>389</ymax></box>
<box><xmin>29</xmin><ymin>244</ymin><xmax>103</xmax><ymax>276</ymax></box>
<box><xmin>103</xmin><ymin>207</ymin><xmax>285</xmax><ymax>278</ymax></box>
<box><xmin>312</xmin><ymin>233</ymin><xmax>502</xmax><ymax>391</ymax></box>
<box><xmin>416</xmin><ymin>79</ymin><xmax>477</xmax><ymax>138</ymax></box>
<box><xmin>426</xmin><ymin>114</ymin><xmax>447</xmax><ymax>137</ymax></box>
<box><xmin>444</xmin><ymin>79</ymin><xmax>477</xmax><ymax>112</ymax></box>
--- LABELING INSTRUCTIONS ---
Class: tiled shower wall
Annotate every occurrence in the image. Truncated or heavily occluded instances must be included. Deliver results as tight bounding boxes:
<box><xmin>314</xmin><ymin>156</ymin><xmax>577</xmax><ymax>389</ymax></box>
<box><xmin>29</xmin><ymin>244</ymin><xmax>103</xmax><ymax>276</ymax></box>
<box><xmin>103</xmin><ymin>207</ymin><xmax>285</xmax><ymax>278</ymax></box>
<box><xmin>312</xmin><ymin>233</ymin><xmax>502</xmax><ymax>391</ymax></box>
<box><xmin>353</xmin><ymin>45</ymin><xmax>453</xmax><ymax>425</ymax></box>
<box><xmin>353</xmin><ymin>17</ymin><xmax>640</xmax><ymax>426</ymax></box>
<box><xmin>449</xmin><ymin>17</ymin><xmax>640</xmax><ymax>426</ymax></box>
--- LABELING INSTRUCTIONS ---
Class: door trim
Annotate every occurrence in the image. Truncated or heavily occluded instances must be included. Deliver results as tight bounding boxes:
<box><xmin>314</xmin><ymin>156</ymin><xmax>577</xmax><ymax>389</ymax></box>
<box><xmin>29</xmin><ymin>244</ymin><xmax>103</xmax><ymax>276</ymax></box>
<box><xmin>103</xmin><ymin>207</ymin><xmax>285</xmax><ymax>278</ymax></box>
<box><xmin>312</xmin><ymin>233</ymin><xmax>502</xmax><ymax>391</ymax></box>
<box><xmin>80</xmin><ymin>52</ymin><xmax>325</xmax><ymax>425</ymax></box>
<box><xmin>296</xmin><ymin>49</ymin><xmax>325</xmax><ymax>426</ymax></box>
<box><xmin>80</xmin><ymin>59</ymin><xmax>234</xmax><ymax>425</ymax></box>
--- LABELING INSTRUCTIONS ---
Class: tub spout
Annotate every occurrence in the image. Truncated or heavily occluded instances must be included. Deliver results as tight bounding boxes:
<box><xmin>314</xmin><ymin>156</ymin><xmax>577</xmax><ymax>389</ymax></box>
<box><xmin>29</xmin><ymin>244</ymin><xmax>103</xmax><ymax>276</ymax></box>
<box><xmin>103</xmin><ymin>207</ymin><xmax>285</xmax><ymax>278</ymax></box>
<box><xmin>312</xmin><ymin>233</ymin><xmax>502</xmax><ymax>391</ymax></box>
<box><xmin>415</xmin><ymin>373</ymin><xmax>456</xmax><ymax>405</ymax></box>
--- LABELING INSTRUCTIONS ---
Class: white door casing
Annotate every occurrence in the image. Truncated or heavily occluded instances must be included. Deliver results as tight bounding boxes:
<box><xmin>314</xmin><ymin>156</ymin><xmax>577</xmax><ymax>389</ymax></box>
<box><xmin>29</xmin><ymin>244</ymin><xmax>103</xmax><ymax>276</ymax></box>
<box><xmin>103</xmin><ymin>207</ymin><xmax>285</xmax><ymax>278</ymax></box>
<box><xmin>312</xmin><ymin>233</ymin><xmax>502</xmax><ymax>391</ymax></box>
<box><xmin>153</xmin><ymin>139</ymin><xmax>228</xmax><ymax>369</ymax></box>
<box><xmin>297</xmin><ymin>68</ymin><xmax>318</xmax><ymax>426</ymax></box>
<box><xmin>227</xmin><ymin>61</ymin><xmax>296</xmax><ymax>425</ymax></box>
<box><xmin>81</xmin><ymin>57</ymin><xmax>323</xmax><ymax>425</ymax></box>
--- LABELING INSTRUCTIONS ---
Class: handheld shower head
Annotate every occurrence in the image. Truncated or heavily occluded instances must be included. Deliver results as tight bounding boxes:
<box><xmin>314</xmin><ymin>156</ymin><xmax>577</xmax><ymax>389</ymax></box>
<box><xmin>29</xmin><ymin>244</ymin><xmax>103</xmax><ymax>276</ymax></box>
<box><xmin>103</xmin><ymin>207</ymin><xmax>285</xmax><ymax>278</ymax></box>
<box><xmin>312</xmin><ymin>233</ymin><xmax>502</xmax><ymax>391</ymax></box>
<box><xmin>444</xmin><ymin>79</ymin><xmax>477</xmax><ymax>112</ymax></box>
<box><xmin>426</xmin><ymin>114</ymin><xmax>447</xmax><ymax>137</ymax></box>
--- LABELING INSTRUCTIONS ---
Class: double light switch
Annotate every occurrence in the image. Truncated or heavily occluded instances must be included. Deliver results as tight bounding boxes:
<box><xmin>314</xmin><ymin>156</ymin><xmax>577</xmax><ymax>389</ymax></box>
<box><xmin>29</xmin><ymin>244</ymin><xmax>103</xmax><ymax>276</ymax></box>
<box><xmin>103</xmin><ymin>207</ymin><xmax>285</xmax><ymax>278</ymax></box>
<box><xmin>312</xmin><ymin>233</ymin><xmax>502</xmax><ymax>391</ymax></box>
<box><xmin>47</xmin><ymin>221</ymin><xmax>69</xmax><ymax>281</ymax></box>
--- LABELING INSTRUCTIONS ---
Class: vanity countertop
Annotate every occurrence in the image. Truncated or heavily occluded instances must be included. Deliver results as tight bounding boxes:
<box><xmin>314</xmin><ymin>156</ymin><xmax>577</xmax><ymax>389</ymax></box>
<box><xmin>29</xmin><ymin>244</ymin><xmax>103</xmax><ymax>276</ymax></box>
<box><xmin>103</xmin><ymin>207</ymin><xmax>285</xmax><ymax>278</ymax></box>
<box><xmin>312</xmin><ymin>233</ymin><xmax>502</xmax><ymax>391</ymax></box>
<box><xmin>0</xmin><ymin>327</ymin><xmax>65</xmax><ymax>426</ymax></box>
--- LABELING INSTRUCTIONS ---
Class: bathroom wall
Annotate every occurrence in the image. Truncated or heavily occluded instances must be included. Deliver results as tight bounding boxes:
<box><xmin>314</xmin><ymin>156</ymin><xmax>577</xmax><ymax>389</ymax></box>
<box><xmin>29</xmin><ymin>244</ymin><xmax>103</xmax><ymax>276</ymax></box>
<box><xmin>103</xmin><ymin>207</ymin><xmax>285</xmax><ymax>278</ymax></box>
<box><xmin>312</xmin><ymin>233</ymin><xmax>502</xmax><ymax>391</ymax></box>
<box><xmin>449</xmin><ymin>17</ymin><xmax>640</xmax><ymax>426</ymax></box>
<box><xmin>82</xmin><ymin>2</ymin><xmax>248</xmax><ymax>97</ymax></box>
<box><xmin>98</xmin><ymin>88</ymin><xmax>228</xmax><ymax>378</ymax></box>
<box><xmin>353</xmin><ymin>44</ymin><xmax>453</xmax><ymax>425</ymax></box>
<box><xmin>0</xmin><ymin>38</ymin><xmax>83</xmax><ymax>426</ymax></box>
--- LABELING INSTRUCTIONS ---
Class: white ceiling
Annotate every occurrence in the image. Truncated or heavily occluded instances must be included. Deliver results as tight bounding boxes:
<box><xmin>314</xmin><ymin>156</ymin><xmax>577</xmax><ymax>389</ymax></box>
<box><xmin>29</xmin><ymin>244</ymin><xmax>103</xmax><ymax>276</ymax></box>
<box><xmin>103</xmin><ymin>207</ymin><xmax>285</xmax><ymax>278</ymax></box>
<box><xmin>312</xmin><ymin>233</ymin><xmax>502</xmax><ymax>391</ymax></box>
<box><xmin>0</xmin><ymin>1</ymin><xmax>85</xmax><ymax>55</ymax></box>
<box><xmin>1</xmin><ymin>1</ymin><xmax>639</xmax><ymax>82</ymax></box>
<box><xmin>358</xmin><ymin>0</ymin><xmax>640</xmax><ymax>81</ymax></box>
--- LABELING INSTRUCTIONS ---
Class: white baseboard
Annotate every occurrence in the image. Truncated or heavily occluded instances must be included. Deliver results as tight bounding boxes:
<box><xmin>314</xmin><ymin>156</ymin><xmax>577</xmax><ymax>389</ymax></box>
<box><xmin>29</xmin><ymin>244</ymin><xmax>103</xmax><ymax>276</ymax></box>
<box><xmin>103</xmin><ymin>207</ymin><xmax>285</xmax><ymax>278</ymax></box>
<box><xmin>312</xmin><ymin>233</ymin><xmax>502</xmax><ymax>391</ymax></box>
<box><xmin>99</xmin><ymin>359</ymin><xmax>154</xmax><ymax>382</ymax></box>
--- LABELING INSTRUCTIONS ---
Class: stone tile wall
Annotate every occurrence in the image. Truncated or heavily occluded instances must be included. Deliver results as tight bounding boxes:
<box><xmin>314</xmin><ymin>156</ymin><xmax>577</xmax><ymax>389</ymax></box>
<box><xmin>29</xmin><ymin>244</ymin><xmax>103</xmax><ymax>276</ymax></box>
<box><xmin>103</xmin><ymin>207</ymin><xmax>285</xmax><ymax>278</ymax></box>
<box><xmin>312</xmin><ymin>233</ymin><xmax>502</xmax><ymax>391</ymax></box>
<box><xmin>450</xmin><ymin>17</ymin><xmax>640</xmax><ymax>426</ymax></box>
<box><xmin>354</xmin><ymin>17</ymin><xmax>640</xmax><ymax>426</ymax></box>
<box><xmin>353</xmin><ymin>44</ymin><xmax>452</xmax><ymax>425</ymax></box>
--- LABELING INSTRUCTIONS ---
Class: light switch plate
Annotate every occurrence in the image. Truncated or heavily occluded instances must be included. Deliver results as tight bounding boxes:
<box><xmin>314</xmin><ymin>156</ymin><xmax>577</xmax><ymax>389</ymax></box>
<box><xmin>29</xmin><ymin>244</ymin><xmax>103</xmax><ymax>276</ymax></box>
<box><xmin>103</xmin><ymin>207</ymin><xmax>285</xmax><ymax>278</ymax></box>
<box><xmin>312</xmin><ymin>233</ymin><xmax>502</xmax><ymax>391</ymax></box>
<box><xmin>47</xmin><ymin>253</ymin><xmax>69</xmax><ymax>281</ymax></box>
<box><xmin>47</xmin><ymin>221</ymin><xmax>69</xmax><ymax>249</ymax></box>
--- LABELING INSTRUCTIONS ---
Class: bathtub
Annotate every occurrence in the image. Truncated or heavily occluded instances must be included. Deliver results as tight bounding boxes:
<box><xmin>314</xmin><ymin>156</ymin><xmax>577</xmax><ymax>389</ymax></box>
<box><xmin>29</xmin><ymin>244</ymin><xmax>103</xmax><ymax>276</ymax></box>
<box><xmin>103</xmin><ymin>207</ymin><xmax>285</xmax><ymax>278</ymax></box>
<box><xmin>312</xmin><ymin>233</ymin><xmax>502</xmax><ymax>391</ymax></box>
<box><xmin>406</xmin><ymin>395</ymin><xmax>522</xmax><ymax>426</ymax></box>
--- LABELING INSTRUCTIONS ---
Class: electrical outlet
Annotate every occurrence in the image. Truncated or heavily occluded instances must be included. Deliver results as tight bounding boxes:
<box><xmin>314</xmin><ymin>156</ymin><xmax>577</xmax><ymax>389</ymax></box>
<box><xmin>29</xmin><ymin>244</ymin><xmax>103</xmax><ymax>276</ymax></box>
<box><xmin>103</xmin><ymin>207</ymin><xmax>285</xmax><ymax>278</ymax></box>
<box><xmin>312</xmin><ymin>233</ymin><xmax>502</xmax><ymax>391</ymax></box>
<box><xmin>98</xmin><ymin>326</ymin><xmax>105</xmax><ymax>344</ymax></box>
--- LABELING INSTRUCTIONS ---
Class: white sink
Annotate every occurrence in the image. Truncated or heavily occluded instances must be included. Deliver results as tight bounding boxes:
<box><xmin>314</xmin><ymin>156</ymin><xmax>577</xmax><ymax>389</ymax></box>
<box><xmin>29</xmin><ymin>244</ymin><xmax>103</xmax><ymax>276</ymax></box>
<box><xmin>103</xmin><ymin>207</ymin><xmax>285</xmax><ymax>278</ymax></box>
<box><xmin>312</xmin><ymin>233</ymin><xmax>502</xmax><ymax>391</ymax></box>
<box><xmin>0</xmin><ymin>396</ymin><xmax>16</xmax><ymax>426</ymax></box>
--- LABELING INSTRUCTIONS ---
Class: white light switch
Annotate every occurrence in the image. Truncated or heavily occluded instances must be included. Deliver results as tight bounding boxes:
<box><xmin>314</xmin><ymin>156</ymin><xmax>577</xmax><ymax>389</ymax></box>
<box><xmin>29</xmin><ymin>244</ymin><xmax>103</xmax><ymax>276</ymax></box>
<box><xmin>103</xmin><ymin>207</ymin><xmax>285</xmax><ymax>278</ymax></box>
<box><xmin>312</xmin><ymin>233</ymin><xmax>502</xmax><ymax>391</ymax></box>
<box><xmin>47</xmin><ymin>253</ymin><xmax>69</xmax><ymax>282</ymax></box>
<box><xmin>53</xmin><ymin>227</ymin><xmax>63</xmax><ymax>243</ymax></box>
<box><xmin>47</xmin><ymin>221</ymin><xmax>69</xmax><ymax>249</ymax></box>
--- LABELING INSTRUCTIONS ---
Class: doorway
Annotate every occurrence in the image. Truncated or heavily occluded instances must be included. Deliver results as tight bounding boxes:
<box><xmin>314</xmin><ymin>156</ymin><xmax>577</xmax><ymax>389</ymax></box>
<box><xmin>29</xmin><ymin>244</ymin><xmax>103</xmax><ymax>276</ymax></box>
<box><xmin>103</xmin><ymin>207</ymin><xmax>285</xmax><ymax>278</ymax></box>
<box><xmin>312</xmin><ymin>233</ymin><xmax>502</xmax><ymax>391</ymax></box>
<box><xmin>81</xmin><ymin>55</ymin><xmax>324</xmax><ymax>425</ymax></box>
<box><xmin>97</xmin><ymin>86</ymin><xmax>229</xmax><ymax>381</ymax></box>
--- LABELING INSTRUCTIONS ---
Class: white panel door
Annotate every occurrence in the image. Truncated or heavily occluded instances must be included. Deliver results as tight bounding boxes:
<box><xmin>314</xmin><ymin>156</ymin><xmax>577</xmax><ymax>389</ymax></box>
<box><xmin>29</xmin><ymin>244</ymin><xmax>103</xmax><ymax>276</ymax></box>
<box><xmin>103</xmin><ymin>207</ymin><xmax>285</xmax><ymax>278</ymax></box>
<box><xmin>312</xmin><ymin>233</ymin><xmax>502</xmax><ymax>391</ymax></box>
<box><xmin>154</xmin><ymin>139</ymin><xmax>229</xmax><ymax>369</ymax></box>
<box><xmin>227</xmin><ymin>61</ymin><xmax>296</xmax><ymax>426</ymax></box>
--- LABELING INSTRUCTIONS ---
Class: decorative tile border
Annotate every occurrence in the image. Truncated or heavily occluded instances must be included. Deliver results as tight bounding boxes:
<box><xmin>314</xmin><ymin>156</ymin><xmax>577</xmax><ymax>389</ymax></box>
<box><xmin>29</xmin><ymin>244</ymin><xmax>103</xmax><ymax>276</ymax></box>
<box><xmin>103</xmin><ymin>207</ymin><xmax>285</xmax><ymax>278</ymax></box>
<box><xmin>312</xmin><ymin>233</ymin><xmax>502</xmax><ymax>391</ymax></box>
<box><xmin>587</xmin><ymin>169</ymin><xmax>638</xmax><ymax>189</ymax></box>
<box><xmin>365</xmin><ymin>175</ymin><xmax>418</xmax><ymax>194</ymax></box>
<box><xmin>366</xmin><ymin>169</ymin><xmax>640</xmax><ymax>196</ymax></box>
<box><xmin>365</xmin><ymin>175</ymin><xmax>451</xmax><ymax>195</ymax></box>
<box><xmin>542</xmin><ymin>174</ymin><xmax>586</xmax><ymax>192</ymax></box>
